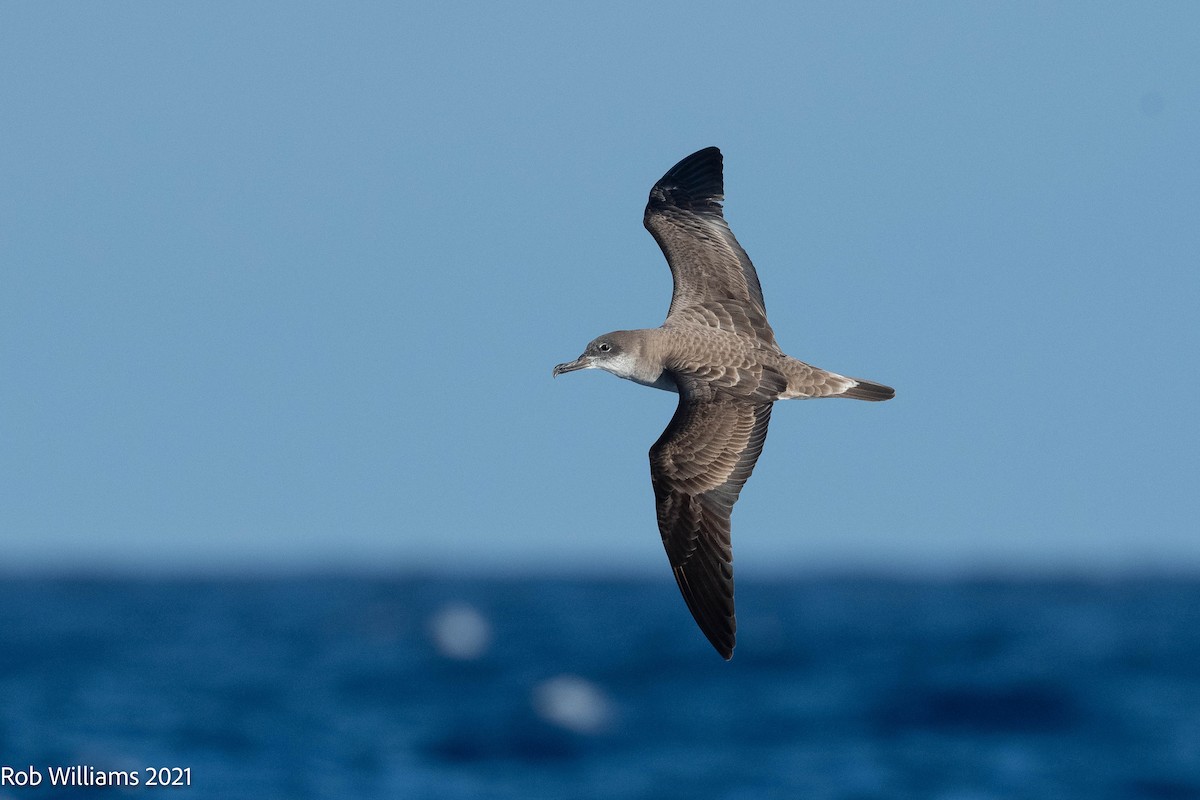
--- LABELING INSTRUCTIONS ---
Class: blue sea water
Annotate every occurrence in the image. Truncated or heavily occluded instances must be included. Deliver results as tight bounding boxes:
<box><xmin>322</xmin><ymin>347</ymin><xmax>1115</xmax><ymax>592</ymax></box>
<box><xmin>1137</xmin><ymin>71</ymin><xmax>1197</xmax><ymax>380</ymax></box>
<box><xmin>1</xmin><ymin>575</ymin><xmax>1198</xmax><ymax>799</ymax></box>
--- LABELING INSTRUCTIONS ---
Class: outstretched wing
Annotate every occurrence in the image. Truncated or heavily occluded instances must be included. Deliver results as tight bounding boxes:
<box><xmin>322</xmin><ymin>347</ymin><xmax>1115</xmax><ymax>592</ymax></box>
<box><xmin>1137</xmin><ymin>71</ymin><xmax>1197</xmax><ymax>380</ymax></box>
<box><xmin>643</xmin><ymin>147</ymin><xmax>777</xmax><ymax>348</ymax></box>
<box><xmin>649</xmin><ymin>377</ymin><xmax>773</xmax><ymax>659</ymax></box>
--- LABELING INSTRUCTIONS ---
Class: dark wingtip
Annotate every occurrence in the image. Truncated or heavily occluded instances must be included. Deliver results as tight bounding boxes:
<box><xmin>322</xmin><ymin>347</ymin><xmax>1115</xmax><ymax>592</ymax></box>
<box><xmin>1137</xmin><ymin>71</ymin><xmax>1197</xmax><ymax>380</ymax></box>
<box><xmin>647</xmin><ymin>146</ymin><xmax>724</xmax><ymax>214</ymax></box>
<box><xmin>705</xmin><ymin>629</ymin><xmax>735</xmax><ymax>660</ymax></box>
<box><xmin>670</xmin><ymin>562</ymin><xmax>737</xmax><ymax>661</ymax></box>
<box><xmin>844</xmin><ymin>379</ymin><xmax>895</xmax><ymax>402</ymax></box>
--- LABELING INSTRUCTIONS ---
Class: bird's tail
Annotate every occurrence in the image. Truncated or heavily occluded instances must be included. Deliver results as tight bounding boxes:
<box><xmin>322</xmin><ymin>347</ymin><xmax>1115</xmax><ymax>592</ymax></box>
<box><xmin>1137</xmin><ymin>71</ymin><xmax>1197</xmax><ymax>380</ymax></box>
<box><xmin>841</xmin><ymin>378</ymin><xmax>895</xmax><ymax>402</ymax></box>
<box><xmin>778</xmin><ymin>357</ymin><xmax>895</xmax><ymax>401</ymax></box>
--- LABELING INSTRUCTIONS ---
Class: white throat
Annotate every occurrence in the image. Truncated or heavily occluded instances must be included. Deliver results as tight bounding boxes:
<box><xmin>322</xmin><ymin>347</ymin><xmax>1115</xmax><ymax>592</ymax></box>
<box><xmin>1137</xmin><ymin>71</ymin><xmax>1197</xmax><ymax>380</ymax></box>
<box><xmin>597</xmin><ymin>353</ymin><xmax>676</xmax><ymax>393</ymax></box>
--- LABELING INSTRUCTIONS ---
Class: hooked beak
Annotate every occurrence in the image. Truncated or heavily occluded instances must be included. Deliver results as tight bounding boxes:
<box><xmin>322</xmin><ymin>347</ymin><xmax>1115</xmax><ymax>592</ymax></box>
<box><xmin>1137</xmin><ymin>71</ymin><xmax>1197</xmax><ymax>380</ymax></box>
<box><xmin>552</xmin><ymin>355</ymin><xmax>591</xmax><ymax>377</ymax></box>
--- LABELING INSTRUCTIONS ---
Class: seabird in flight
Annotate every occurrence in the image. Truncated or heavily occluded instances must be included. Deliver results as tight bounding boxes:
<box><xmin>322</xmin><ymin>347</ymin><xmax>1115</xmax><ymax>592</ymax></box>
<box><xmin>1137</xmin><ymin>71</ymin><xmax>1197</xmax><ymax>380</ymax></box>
<box><xmin>553</xmin><ymin>147</ymin><xmax>894</xmax><ymax>659</ymax></box>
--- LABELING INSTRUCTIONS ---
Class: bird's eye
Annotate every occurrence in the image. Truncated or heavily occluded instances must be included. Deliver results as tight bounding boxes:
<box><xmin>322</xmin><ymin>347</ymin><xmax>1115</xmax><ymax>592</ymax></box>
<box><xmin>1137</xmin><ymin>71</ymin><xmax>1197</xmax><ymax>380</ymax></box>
<box><xmin>598</xmin><ymin>343</ymin><xmax>611</xmax><ymax>352</ymax></box>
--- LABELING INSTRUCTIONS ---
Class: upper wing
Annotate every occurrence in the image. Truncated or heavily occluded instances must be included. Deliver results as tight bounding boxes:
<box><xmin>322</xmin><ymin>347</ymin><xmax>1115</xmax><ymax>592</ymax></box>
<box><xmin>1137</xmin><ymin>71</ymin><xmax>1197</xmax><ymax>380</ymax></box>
<box><xmin>648</xmin><ymin>377</ymin><xmax>773</xmax><ymax>660</ymax></box>
<box><xmin>643</xmin><ymin>147</ymin><xmax>777</xmax><ymax>347</ymax></box>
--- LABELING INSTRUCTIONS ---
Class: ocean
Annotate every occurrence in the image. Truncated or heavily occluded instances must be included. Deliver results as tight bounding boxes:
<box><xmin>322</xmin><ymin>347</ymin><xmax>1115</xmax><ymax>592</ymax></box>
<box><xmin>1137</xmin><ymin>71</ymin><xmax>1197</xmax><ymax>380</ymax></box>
<box><xmin>1</xmin><ymin>575</ymin><xmax>1198</xmax><ymax>799</ymax></box>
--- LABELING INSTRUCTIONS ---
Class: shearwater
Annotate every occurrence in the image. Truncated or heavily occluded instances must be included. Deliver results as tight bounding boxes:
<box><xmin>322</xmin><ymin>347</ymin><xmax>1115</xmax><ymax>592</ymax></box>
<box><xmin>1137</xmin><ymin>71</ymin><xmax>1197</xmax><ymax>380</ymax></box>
<box><xmin>554</xmin><ymin>147</ymin><xmax>894</xmax><ymax>659</ymax></box>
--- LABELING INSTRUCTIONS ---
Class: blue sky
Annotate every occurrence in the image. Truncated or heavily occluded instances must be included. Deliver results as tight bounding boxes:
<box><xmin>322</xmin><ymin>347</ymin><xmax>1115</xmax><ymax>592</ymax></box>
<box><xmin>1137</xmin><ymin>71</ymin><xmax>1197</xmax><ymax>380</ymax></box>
<box><xmin>2</xmin><ymin>3</ymin><xmax>1197</xmax><ymax>574</ymax></box>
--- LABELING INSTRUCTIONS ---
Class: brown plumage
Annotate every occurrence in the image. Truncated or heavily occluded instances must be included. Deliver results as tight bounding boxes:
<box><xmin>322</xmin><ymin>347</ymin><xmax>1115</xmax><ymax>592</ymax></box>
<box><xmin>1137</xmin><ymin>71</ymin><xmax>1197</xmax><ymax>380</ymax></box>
<box><xmin>554</xmin><ymin>147</ymin><xmax>894</xmax><ymax>659</ymax></box>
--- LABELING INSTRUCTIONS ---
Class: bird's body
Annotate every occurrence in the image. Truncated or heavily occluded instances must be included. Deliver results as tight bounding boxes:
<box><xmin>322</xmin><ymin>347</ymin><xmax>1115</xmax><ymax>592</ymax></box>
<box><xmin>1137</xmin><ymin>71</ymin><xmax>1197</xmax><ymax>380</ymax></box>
<box><xmin>582</xmin><ymin>325</ymin><xmax>887</xmax><ymax>403</ymax></box>
<box><xmin>554</xmin><ymin>147</ymin><xmax>893</xmax><ymax>659</ymax></box>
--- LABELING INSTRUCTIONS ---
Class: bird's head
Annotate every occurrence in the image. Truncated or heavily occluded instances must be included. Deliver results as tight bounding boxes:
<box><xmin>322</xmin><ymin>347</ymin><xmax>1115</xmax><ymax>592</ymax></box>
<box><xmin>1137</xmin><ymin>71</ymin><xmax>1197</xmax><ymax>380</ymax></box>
<box><xmin>553</xmin><ymin>331</ymin><xmax>639</xmax><ymax>379</ymax></box>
